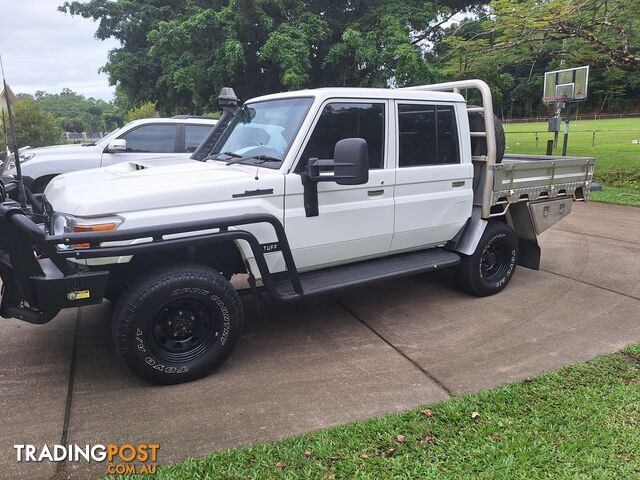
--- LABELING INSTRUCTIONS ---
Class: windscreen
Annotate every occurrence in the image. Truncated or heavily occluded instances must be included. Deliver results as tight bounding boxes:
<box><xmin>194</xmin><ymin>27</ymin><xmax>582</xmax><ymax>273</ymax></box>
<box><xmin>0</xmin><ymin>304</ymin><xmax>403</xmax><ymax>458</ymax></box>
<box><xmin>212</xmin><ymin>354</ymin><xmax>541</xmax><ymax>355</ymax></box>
<box><xmin>209</xmin><ymin>97</ymin><xmax>313</xmax><ymax>168</ymax></box>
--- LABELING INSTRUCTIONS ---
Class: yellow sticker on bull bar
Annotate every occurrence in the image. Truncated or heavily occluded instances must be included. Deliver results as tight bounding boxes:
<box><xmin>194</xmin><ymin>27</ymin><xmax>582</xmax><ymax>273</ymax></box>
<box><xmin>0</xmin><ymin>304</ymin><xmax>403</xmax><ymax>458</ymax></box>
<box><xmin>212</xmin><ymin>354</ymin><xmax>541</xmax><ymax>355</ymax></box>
<box><xmin>67</xmin><ymin>290</ymin><xmax>90</xmax><ymax>301</ymax></box>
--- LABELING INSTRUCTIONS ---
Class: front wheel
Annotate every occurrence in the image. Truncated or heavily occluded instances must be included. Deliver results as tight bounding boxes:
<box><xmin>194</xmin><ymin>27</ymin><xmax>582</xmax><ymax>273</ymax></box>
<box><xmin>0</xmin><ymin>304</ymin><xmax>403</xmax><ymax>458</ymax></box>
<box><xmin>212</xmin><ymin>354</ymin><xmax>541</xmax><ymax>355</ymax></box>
<box><xmin>455</xmin><ymin>221</ymin><xmax>518</xmax><ymax>297</ymax></box>
<box><xmin>112</xmin><ymin>263</ymin><xmax>243</xmax><ymax>384</ymax></box>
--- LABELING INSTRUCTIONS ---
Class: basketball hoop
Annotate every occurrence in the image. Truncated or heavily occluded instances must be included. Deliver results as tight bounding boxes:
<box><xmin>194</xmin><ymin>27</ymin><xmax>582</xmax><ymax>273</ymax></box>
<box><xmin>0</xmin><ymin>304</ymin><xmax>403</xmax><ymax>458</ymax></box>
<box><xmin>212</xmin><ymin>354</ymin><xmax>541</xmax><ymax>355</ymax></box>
<box><xmin>542</xmin><ymin>95</ymin><xmax>568</xmax><ymax>107</ymax></box>
<box><xmin>543</xmin><ymin>66</ymin><xmax>590</xmax><ymax>156</ymax></box>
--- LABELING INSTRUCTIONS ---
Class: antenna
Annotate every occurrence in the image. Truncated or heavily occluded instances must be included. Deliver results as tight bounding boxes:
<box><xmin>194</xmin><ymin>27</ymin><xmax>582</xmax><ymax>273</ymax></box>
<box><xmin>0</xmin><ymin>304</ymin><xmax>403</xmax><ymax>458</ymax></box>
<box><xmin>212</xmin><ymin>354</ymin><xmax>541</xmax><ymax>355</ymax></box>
<box><xmin>0</xmin><ymin>53</ymin><xmax>27</xmax><ymax>208</ymax></box>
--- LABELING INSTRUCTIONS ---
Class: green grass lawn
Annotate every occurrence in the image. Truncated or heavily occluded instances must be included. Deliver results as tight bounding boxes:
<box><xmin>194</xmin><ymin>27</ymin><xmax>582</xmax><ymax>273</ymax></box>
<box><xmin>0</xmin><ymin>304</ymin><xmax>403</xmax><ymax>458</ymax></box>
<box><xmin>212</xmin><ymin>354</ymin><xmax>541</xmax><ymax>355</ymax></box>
<box><xmin>504</xmin><ymin>117</ymin><xmax>640</xmax><ymax>206</ymax></box>
<box><xmin>122</xmin><ymin>344</ymin><xmax>640</xmax><ymax>479</ymax></box>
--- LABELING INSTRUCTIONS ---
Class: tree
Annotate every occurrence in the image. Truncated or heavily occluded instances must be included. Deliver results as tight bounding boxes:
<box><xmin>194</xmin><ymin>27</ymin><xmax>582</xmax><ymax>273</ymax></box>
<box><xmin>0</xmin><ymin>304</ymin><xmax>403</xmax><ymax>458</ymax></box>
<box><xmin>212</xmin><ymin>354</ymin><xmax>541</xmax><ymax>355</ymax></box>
<box><xmin>1</xmin><ymin>98</ymin><xmax>62</xmax><ymax>149</ymax></box>
<box><xmin>126</xmin><ymin>102</ymin><xmax>158</xmax><ymax>122</ymax></box>
<box><xmin>60</xmin><ymin>0</ymin><xmax>481</xmax><ymax>114</ymax></box>
<box><xmin>441</xmin><ymin>0</ymin><xmax>640</xmax><ymax>115</ymax></box>
<box><xmin>36</xmin><ymin>89</ymin><xmax>117</xmax><ymax>132</ymax></box>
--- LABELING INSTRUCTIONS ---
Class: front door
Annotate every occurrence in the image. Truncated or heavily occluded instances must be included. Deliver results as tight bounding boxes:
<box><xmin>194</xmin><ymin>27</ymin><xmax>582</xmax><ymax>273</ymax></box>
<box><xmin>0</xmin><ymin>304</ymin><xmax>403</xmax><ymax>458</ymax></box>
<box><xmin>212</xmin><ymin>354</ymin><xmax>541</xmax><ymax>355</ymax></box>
<box><xmin>284</xmin><ymin>100</ymin><xmax>395</xmax><ymax>271</ymax></box>
<box><xmin>390</xmin><ymin>101</ymin><xmax>473</xmax><ymax>252</ymax></box>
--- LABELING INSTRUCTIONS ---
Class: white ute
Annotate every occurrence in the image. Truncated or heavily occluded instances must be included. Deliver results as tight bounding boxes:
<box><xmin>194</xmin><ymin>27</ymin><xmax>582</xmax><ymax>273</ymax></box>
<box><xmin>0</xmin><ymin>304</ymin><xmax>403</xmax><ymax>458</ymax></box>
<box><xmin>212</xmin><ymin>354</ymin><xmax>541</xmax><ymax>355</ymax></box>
<box><xmin>0</xmin><ymin>81</ymin><xmax>594</xmax><ymax>384</ymax></box>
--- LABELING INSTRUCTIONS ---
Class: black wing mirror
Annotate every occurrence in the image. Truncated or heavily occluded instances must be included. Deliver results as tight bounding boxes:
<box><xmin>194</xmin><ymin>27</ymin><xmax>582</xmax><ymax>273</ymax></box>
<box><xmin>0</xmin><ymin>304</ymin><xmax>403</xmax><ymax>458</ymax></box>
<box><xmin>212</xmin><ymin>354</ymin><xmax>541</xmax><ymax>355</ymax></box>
<box><xmin>332</xmin><ymin>138</ymin><xmax>369</xmax><ymax>185</ymax></box>
<box><xmin>301</xmin><ymin>138</ymin><xmax>369</xmax><ymax>217</ymax></box>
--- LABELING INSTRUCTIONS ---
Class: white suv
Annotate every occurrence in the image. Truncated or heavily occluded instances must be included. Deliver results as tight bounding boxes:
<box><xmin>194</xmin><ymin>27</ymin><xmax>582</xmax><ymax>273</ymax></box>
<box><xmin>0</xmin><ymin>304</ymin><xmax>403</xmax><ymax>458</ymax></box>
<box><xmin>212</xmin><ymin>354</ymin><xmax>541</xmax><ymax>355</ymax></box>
<box><xmin>9</xmin><ymin>116</ymin><xmax>217</xmax><ymax>192</ymax></box>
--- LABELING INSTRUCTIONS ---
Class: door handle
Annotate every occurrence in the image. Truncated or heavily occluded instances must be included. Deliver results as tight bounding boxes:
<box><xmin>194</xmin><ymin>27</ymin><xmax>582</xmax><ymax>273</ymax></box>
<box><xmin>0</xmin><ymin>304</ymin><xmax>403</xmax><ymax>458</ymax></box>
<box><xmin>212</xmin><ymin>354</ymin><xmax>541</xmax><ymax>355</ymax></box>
<box><xmin>368</xmin><ymin>189</ymin><xmax>384</xmax><ymax>197</ymax></box>
<box><xmin>452</xmin><ymin>181</ymin><xmax>465</xmax><ymax>188</ymax></box>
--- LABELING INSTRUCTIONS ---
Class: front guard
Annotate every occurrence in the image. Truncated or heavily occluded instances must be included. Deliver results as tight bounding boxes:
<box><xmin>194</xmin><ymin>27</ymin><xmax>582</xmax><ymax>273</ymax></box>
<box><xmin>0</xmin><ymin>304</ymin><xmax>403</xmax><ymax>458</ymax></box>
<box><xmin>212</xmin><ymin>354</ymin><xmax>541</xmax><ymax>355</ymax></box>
<box><xmin>0</xmin><ymin>198</ymin><xmax>305</xmax><ymax>325</ymax></box>
<box><xmin>0</xmin><ymin>203</ymin><xmax>108</xmax><ymax>324</ymax></box>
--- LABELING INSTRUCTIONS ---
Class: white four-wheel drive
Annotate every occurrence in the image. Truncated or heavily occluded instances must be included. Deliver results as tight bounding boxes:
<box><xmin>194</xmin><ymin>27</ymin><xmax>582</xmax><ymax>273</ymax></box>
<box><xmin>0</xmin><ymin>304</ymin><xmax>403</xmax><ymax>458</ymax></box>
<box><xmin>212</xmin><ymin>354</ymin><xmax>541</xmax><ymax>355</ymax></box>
<box><xmin>0</xmin><ymin>81</ymin><xmax>594</xmax><ymax>384</ymax></box>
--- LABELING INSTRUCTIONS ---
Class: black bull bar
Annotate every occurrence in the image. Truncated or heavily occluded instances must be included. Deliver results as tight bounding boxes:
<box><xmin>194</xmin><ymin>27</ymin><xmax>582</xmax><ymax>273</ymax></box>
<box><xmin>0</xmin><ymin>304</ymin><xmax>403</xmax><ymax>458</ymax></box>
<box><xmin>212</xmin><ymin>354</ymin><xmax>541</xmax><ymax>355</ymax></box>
<box><xmin>0</xmin><ymin>204</ymin><xmax>302</xmax><ymax>324</ymax></box>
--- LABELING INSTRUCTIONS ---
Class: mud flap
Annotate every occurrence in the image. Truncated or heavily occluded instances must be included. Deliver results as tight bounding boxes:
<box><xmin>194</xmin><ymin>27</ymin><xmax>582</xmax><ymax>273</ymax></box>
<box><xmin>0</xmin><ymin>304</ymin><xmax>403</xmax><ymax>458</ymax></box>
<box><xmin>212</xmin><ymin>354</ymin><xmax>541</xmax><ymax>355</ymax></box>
<box><xmin>507</xmin><ymin>202</ymin><xmax>541</xmax><ymax>270</ymax></box>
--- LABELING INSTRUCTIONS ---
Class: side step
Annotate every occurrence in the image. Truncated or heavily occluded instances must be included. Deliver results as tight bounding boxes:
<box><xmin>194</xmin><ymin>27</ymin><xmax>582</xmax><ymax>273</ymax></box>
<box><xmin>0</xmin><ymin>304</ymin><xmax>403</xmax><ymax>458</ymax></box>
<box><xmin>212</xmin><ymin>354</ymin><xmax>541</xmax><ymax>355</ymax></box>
<box><xmin>274</xmin><ymin>248</ymin><xmax>460</xmax><ymax>300</ymax></box>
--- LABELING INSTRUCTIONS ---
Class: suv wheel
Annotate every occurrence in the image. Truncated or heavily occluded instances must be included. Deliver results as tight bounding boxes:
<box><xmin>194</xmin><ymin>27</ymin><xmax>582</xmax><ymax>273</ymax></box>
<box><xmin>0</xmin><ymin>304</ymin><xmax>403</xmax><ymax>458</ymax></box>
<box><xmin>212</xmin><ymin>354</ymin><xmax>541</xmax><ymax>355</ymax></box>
<box><xmin>112</xmin><ymin>263</ymin><xmax>243</xmax><ymax>384</ymax></box>
<box><xmin>456</xmin><ymin>221</ymin><xmax>518</xmax><ymax>297</ymax></box>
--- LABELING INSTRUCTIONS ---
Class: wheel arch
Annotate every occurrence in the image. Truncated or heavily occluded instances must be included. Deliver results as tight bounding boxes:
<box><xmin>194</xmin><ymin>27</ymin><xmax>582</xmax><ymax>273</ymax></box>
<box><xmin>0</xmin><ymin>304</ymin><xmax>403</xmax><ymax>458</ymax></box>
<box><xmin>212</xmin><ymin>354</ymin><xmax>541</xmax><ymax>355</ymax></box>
<box><xmin>31</xmin><ymin>174</ymin><xmax>59</xmax><ymax>194</ymax></box>
<box><xmin>104</xmin><ymin>239</ymin><xmax>248</xmax><ymax>294</ymax></box>
<box><xmin>451</xmin><ymin>204</ymin><xmax>540</xmax><ymax>270</ymax></box>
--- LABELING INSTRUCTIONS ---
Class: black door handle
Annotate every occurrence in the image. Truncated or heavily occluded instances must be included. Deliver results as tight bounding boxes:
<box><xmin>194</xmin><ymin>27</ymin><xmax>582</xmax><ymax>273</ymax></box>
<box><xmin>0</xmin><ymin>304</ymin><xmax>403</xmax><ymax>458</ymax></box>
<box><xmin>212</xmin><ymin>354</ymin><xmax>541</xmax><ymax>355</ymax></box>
<box><xmin>368</xmin><ymin>189</ymin><xmax>384</xmax><ymax>196</ymax></box>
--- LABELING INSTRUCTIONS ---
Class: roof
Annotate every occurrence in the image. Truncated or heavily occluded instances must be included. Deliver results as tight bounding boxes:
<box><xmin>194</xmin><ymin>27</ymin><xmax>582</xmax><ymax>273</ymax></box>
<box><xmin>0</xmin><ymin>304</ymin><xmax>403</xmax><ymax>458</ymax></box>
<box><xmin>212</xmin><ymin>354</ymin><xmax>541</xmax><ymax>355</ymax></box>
<box><xmin>247</xmin><ymin>87</ymin><xmax>465</xmax><ymax>104</ymax></box>
<box><xmin>126</xmin><ymin>117</ymin><xmax>218</xmax><ymax>127</ymax></box>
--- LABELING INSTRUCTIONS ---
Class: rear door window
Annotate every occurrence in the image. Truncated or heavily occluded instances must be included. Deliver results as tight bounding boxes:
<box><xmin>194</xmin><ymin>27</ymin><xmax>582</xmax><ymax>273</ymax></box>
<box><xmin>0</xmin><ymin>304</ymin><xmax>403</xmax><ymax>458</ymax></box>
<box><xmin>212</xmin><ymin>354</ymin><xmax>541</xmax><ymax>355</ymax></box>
<box><xmin>398</xmin><ymin>104</ymin><xmax>459</xmax><ymax>167</ymax></box>
<box><xmin>184</xmin><ymin>124</ymin><xmax>214</xmax><ymax>153</ymax></box>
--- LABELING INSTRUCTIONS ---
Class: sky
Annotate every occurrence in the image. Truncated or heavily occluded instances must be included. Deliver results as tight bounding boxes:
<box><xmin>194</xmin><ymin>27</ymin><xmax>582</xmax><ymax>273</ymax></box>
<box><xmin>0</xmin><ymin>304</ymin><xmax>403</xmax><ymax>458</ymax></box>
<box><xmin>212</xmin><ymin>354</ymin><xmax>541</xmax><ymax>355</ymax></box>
<box><xmin>1</xmin><ymin>0</ymin><xmax>120</xmax><ymax>101</ymax></box>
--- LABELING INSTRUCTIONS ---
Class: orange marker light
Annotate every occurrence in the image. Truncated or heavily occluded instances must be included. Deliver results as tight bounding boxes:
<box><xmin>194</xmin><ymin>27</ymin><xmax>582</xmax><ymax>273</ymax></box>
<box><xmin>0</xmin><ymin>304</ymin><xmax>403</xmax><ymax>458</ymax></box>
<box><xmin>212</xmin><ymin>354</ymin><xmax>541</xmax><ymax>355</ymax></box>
<box><xmin>72</xmin><ymin>223</ymin><xmax>118</xmax><ymax>247</ymax></box>
<box><xmin>72</xmin><ymin>223</ymin><xmax>118</xmax><ymax>233</ymax></box>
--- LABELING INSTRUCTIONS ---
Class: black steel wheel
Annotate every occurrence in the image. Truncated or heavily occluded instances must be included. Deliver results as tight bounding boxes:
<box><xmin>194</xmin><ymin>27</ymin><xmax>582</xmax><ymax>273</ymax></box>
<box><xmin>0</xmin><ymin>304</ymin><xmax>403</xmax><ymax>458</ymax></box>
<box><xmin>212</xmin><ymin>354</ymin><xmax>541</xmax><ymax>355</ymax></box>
<box><xmin>480</xmin><ymin>236</ymin><xmax>512</xmax><ymax>282</ymax></box>
<box><xmin>112</xmin><ymin>263</ymin><xmax>243</xmax><ymax>385</ymax></box>
<box><xmin>456</xmin><ymin>221</ymin><xmax>518</xmax><ymax>297</ymax></box>
<box><xmin>149</xmin><ymin>298</ymin><xmax>220</xmax><ymax>362</ymax></box>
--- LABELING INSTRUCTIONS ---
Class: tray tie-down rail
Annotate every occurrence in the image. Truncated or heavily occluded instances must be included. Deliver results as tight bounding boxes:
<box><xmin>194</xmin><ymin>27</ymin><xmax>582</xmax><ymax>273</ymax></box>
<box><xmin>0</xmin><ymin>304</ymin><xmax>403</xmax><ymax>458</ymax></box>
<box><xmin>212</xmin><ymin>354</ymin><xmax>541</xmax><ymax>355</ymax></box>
<box><xmin>0</xmin><ymin>204</ymin><xmax>303</xmax><ymax>323</ymax></box>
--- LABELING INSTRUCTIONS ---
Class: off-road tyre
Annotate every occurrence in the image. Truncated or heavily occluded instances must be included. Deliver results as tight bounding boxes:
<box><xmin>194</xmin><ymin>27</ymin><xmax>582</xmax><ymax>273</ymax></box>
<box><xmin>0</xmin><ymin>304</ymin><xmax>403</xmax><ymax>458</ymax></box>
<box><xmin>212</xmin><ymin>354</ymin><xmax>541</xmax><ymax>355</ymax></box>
<box><xmin>112</xmin><ymin>262</ymin><xmax>243</xmax><ymax>385</ymax></box>
<box><xmin>468</xmin><ymin>107</ymin><xmax>506</xmax><ymax>163</ymax></box>
<box><xmin>456</xmin><ymin>221</ymin><xmax>518</xmax><ymax>297</ymax></box>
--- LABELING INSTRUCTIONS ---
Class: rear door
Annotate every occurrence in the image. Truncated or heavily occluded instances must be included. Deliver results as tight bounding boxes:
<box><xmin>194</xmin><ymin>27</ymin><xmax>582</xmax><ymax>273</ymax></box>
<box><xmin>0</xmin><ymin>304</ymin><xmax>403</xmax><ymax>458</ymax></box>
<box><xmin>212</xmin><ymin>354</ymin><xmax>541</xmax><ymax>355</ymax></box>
<box><xmin>284</xmin><ymin>99</ymin><xmax>395</xmax><ymax>271</ymax></box>
<box><xmin>101</xmin><ymin>123</ymin><xmax>179</xmax><ymax>166</ymax></box>
<box><xmin>390</xmin><ymin>101</ymin><xmax>473</xmax><ymax>252</ymax></box>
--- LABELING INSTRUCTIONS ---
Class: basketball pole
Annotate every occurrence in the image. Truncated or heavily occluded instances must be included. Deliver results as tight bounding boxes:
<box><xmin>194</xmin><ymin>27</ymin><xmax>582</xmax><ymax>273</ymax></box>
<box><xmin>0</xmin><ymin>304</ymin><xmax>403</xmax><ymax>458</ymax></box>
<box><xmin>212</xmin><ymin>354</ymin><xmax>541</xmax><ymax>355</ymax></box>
<box><xmin>553</xmin><ymin>102</ymin><xmax>561</xmax><ymax>148</ymax></box>
<box><xmin>561</xmin><ymin>102</ymin><xmax>571</xmax><ymax>156</ymax></box>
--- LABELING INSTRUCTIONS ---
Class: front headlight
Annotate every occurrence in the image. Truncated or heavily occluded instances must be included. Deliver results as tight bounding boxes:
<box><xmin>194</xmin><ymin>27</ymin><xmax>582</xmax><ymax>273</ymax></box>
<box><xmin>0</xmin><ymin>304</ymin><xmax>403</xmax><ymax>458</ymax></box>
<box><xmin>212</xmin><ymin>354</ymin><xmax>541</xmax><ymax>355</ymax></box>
<box><xmin>20</xmin><ymin>153</ymin><xmax>35</xmax><ymax>162</ymax></box>
<box><xmin>52</xmin><ymin>212</ymin><xmax>123</xmax><ymax>247</ymax></box>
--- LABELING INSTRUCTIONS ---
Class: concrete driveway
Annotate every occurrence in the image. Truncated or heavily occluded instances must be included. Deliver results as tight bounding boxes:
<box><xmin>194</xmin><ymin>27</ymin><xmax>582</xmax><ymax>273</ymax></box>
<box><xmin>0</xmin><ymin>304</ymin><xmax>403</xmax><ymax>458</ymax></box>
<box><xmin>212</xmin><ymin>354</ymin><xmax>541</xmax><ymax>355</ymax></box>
<box><xmin>1</xmin><ymin>202</ymin><xmax>639</xmax><ymax>479</ymax></box>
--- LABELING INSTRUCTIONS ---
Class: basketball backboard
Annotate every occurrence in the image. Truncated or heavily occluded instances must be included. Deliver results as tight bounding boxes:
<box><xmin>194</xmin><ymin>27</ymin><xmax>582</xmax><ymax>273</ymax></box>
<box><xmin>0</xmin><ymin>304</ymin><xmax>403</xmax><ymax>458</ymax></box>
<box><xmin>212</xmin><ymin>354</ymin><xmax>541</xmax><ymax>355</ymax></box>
<box><xmin>543</xmin><ymin>66</ymin><xmax>589</xmax><ymax>102</ymax></box>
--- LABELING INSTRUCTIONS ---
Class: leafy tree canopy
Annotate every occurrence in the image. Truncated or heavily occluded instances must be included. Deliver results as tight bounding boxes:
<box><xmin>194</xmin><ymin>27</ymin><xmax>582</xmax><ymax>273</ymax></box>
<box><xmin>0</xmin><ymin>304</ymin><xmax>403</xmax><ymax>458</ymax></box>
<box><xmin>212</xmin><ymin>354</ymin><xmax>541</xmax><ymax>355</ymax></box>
<box><xmin>0</xmin><ymin>98</ymin><xmax>62</xmax><ymax>149</ymax></box>
<box><xmin>33</xmin><ymin>88</ymin><xmax>119</xmax><ymax>132</ymax></box>
<box><xmin>441</xmin><ymin>0</ymin><xmax>640</xmax><ymax>116</ymax></box>
<box><xmin>60</xmin><ymin>0</ymin><xmax>480</xmax><ymax>114</ymax></box>
<box><xmin>125</xmin><ymin>101</ymin><xmax>158</xmax><ymax>122</ymax></box>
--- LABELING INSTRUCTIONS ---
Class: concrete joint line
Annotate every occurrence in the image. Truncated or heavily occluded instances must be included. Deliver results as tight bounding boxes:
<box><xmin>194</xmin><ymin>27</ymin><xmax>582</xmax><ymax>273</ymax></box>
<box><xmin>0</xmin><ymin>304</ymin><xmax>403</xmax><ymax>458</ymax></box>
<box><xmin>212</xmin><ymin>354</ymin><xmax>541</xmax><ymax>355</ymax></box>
<box><xmin>540</xmin><ymin>268</ymin><xmax>640</xmax><ymax>302</ymax></box>
<box><xmin>331</xmin><ymin>296</ymin><xmax>455</xmax><ymax>398</ymax></box>
<box><xmin>52</xmin><ymin>307</ymin><xmax>81</xmax><ymax>480</ymax></box>
<box><xmin>554</xmin><ymin>228</ymin><xmax>640</xmax><ymax>246</ymax></box>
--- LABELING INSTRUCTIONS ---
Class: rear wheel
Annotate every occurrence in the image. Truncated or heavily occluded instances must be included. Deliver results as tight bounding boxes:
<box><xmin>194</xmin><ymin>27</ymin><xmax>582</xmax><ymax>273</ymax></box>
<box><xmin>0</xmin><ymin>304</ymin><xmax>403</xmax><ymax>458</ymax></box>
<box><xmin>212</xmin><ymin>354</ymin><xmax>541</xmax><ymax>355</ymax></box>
<box><xmin>455</xmin><ymin>221</ymin><xmax>518</xmax><ymax>297</ymax></box>
<box><xmin>112</xmin><ymin>263</ymin><xmax>243</xmax><ymax>384</ymax></box>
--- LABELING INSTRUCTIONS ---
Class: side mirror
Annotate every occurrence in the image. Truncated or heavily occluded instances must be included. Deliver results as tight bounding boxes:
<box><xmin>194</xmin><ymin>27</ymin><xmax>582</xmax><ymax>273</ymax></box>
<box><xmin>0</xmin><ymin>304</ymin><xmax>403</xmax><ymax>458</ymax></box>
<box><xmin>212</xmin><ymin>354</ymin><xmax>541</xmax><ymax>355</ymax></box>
<box><xmin>333</xmin><ymin>138</ymin><xmax>369</xmax><ymax>185</ymax></box>
<box><xmin>301</xmin><ymin>138</ymin><xmax>369</xmax><ymax>217</ymax></box>
<box><xmin>107</xmin><ymin>139</ymin><xmax>127</xmax><ymax>152</ymax></box>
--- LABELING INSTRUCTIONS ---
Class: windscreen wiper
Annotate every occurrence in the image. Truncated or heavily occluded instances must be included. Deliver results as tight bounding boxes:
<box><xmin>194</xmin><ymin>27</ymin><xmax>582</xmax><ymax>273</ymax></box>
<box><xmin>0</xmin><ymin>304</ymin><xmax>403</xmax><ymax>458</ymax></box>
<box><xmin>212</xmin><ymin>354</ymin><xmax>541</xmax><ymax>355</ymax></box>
<box><xmin>203</xmin><ymin>151</ymin><xmax>242</xmax><ymax>161</ymax></box>
<box><xmin>225</xmin><ymin>155</ymin><xmax>281</xmax><ymax>166</ymax></box>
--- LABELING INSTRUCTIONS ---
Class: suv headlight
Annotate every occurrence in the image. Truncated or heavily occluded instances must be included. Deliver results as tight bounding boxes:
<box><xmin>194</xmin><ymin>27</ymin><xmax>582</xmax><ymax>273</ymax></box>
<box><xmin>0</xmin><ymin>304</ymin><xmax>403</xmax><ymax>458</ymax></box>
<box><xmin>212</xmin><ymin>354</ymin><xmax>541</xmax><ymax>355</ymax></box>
<box><xmin>51</xmin><ymin>212</ymin><xmax>123</xmax><ymax>247</ymax></box>
<box><xmin>20</xmin><ymin>153</ymin><xmax>35</xmax><ymax>162</ymax></box>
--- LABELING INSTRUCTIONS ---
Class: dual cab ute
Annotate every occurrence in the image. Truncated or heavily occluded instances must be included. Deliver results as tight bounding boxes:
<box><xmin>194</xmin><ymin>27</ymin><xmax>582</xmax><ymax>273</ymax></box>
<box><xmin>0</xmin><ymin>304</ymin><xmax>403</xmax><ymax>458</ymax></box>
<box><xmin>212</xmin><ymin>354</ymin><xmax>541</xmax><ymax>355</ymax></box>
<box><xmin>0</xmin><ymin>80</ymin><xmax>594</xmax><ymax>384</ymax></box>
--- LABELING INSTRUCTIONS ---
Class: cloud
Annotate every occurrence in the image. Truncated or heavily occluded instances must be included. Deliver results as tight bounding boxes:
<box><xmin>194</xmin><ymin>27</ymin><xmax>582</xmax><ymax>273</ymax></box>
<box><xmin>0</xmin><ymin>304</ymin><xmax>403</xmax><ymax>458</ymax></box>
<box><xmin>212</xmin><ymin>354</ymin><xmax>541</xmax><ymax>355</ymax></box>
<box><xmin>0</xmin><ymin>0</ymin><xmax>120</xmax><ymax>100</ymax></box>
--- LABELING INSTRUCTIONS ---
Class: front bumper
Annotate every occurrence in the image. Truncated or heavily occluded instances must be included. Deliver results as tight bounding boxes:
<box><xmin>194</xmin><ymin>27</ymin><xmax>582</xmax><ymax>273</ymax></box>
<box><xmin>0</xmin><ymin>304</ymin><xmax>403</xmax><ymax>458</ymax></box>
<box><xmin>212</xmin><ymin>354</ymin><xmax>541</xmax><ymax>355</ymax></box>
<box><xmin>0</xmin><ymin>202</ymin><xmax>108</xmax><ymax>324</ymax></box>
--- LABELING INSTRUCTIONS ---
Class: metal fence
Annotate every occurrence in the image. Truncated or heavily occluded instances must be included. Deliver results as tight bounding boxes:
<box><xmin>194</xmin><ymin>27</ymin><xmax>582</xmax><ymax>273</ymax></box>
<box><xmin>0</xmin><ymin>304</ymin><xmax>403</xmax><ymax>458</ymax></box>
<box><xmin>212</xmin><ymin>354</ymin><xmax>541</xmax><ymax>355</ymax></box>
<box><xmin>503</xmin><ymin>112</ymin><xmax>640</xmax><ymax>124</ymax></box>
<box><xmin>62</xmin><ymin>132</ymin><xmax>107</xmax><ymax>143</ymax></box>
<box><xmin>505</xmin><ymin>129</ymin><xmax>640</xmax><ymax>147</ymax></box>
